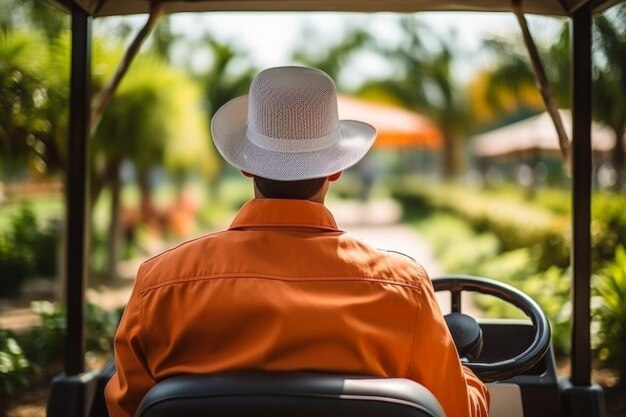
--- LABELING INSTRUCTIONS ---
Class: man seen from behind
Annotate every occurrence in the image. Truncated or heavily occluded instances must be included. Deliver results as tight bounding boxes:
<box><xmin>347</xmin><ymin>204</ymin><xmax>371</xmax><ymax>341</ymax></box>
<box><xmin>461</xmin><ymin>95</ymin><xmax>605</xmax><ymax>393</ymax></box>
<box><xmin>105</xmin><ymin>66</ymin><xmax>490</xmax><ymax>417</ymax></box>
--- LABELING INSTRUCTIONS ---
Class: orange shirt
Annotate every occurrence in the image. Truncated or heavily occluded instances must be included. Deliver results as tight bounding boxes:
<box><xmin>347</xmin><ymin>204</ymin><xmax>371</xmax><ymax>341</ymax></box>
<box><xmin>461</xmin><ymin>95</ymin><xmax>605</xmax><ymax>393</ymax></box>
<box><xmin>105</xmin><ymin>199</ymin><xmax>489</xmax><ymax>417</ymax></box>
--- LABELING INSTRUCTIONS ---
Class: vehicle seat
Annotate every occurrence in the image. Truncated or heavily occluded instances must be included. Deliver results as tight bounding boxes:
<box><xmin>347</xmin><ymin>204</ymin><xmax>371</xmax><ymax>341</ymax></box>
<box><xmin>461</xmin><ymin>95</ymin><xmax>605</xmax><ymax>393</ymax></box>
<box><xmin>135</xmin><ymin>372</ymin><xmax>446</xmax><ymax>417</ymax></box>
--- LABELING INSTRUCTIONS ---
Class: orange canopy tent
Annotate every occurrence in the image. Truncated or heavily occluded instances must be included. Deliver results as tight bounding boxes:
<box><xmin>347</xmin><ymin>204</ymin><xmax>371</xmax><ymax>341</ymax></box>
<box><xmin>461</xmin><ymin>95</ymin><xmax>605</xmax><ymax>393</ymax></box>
<box><xmin>337</xmin><ymin>95</ymin><xmax>442</xmax><ymax>150</ymax></box>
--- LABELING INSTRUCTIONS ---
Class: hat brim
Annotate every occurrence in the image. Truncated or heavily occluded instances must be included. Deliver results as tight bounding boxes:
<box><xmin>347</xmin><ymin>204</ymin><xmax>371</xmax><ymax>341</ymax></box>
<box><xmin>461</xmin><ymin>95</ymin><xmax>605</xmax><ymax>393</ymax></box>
<box><xmin>211</xmin><ymin>96</ymin><xmax>377</xmax><ymax>181</ymax></box>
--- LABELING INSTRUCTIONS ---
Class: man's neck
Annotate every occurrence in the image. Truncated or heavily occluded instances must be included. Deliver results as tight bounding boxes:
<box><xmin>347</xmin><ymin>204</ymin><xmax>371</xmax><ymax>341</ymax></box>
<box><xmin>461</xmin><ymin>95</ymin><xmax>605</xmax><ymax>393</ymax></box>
<box><xmin>253</xmin><ymin>182</ymin><xmax>328</xmax><ymax>204</ymax></box>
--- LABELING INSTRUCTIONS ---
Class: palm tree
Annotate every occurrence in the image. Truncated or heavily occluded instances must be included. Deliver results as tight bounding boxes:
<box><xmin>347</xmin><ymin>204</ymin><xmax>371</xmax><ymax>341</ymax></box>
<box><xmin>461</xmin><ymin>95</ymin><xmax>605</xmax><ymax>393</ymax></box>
<box><xmin>479</xmin><ymin>6</ymin><xmax>626</xmax><ymax>189</ymax></box>
<box><xmin>149</xmin><ymin>16</ymin><xmax>180</xmax><ymax>60</ymax></box>
<box><xmin>0</xmin><ymin>29</ymin><xmax>68</xmax><ymax>179</ymax></box>
<box><xmin>0</xmin><ymin>24</ymin><xmax>217</xmax><ymax>280</ymax></box>
<box><xmin>292</xmin><ymin>26</ymin><xmax>370</xmax><ymax>82</ymax></box>
<box><xmin>92</xmin><ymin>48</ymin><xmax>215</xmax><ymax>281</ymax></box>
<box><xmin>360</xmin><ymin>17</ymin><xmax>470</xmax><ymax>178</ymax></box>
<box><xmin>0</xmin><ymin>29</ymin><xmax>46</xmax><ymax>177</ymax></box>
<box><xmin>195</xmin><ymin>37</ymin><xmax>256</xmax><ymax>193</ymax></box>
<box><xmin>0</xmin><ymin>0</ymin><xmax>67</xmax><ymax>39</ymax></box>
<box><xmin>477</xmin><ymin>37</ymin><xmax>551</xmax><ymax>115</ymax></box>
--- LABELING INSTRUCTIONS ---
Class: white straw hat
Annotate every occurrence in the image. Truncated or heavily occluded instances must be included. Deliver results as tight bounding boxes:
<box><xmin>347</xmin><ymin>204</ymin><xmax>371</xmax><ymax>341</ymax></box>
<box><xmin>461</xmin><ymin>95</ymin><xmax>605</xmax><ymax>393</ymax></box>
<box><xmin>211</xmin><ymin>66</ymin><xmax>377</xmax><ymax>181</ymax></box>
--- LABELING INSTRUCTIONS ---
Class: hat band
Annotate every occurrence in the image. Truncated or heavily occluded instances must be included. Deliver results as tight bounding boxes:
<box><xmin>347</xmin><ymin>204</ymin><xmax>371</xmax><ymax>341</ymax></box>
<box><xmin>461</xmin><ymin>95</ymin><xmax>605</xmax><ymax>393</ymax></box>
<box><xmin>246</xmin><ymin>126</ymin><xmax>340</xmax><ymax>153</ymax></box>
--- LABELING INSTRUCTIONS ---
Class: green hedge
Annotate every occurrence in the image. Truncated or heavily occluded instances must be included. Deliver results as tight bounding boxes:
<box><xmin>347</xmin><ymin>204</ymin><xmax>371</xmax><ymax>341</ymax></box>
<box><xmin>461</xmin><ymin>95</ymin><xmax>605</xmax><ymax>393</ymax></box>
<box><xmin>0</xmin><ymin>330</ymin><xmax>32</xmax><ymax>399</ymax></box>
<box><xmin>396</xmin><ymin>182</ymin><xmax>626</xmax><ymax>360</ymax></box>
<box><xmin>592</xmin><ymin>193</ymin><xmax>626</xmax><ymax>265</ymax></box>
<box><xmin>393</xmin><ymin>183</ymin><xmax>626</xmax><ymax>271</ymax></box>
<box><xmin>0</xmin><ymin>300</ymin><xmax>122</xmax><ymax>398</ymax></box>
<box><xmin>592</xmin><ymin>246</ymin><xmax>626</xmax><ymax>380</ymax></box>
<box><xmin>0</xmin><ymin>204</ymin><xmax>60</xmax><ymax>298</ymax></box>
<box><xmin>21</xmin><ymin>301</ymin><xmax>122</xmax><ymax>367</ymax></box>
<box><xmin>408</xmin><ymin>209</ymin><xmax>574</xmax><ymax>354</ymax></box>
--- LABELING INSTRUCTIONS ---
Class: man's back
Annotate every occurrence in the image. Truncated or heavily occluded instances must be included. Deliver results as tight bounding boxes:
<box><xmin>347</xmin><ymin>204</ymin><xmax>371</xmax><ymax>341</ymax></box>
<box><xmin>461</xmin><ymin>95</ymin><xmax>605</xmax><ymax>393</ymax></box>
<box><xmin>106</xmin><ymin>199</ymin><xmax>489</xmax><ymax>417</ymax></box>
<box><xmin>134</xmin><ymin>199</ymin><xmax>422</xmax><ymax>377</ymax></box>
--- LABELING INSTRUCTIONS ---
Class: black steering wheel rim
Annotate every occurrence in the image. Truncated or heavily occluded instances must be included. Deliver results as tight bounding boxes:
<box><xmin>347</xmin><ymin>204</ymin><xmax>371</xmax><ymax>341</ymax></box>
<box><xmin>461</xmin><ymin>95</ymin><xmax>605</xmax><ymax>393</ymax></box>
<box><xmin>433</xmin><ymin>275</ymin><xmax>551</xmax><ymax>382</ymax></box>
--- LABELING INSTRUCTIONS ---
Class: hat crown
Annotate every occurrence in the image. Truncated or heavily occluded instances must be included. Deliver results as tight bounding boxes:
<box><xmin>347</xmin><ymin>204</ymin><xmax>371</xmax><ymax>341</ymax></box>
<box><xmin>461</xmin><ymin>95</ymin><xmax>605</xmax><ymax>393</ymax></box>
<box><xmin>248</xmin><ymin>67</ymin><xmax>340</xmax><ymax>140</ymax></box>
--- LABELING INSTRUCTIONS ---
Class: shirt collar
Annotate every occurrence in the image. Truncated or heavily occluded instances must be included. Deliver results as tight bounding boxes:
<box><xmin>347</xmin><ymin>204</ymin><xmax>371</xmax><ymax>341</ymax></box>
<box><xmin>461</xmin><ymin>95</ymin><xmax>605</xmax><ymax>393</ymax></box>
<box><xmin>229</xmin><ymin>199</ymin><xmax>339</xmax><ymax>232</ymax></box>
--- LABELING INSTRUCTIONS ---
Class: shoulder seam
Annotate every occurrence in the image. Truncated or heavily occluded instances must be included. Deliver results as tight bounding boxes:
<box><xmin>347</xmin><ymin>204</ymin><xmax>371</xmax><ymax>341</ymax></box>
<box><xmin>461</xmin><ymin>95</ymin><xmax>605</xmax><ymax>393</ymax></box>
<box><xmin>139</xmin><ymin>274</ymin><xmax>424</xmax><ymax>295</ymax></box>
<box><xmin>379</xmin><ymin>249</ymin><xmax>417</xmax><ymax>264</ymax></box>
<box><xmin>141</xmin><ymin>230</ymin><xmax>229</xmax><ymax>265</ymax></box>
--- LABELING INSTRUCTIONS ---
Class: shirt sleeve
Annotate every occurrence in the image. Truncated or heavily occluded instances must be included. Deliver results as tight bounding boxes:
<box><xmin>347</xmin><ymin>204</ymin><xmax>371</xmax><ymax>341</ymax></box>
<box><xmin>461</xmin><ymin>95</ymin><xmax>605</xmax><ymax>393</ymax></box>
<box><xmin>407</xmin><ymin>273</ymin><xmax>490</xmax><ymax>417</ymax></box>
<box><xmin>105</xmin><ymin>272</ymin><xmax>155</xmax><ymax>417</ymax></box>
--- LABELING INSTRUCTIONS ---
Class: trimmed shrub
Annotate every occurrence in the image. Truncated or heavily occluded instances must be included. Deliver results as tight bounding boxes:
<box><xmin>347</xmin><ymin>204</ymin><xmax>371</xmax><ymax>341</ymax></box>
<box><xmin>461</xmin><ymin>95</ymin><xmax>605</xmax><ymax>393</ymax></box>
<box><xmin>0</xmin><ymin>330</ymin><xmax>32</xmax><ymax>398</ymax></box>
<box><xmin>393</xmin><ymin>183</ymin><xmax>571</xmax><ymax>270</ymax></box>
<box><xmin>0</xmin><ymin>204</ymin><xmax>61</xmax><ymax>298</ymax></box>
<box><xmin>0</xmin><ymin>236</ymin><xmax>30</xmax><ymax>297</ymax></box>
<box><xmin>397</xmin><ymin>182</ymin><xmax>626</xmax><ymax>359</ymax></box>
<box><xmin>592</xmin><ymin>246</ymin><xmax>626</xmax><ymax>381</ymax></box>
<box><xmin>592</xmin><ymin>193</ymin><xmax>626</xmax><ymax>267</ymax></box>
<box><xmin>411</xmin><ymin>209</ymin><xmax>573</xmax><ymax>354</ymax></box>
<box><xmin>0</xmin><ymin>300</ymin><xmax>121</xmax><ymax>401</ymax></box>
<box><xmin>22</xmin><ymin>300</ymin><xmax>122</xmax><ymax>366</ymax></box>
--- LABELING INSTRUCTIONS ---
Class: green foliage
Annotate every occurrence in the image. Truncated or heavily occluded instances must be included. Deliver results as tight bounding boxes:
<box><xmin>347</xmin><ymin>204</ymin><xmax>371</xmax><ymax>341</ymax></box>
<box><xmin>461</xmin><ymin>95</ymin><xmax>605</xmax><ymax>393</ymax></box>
<box><xmin>0</xmin><ymin>29</ymin><xmax>55</xmax><ymax>177</ymax></box>
<box><xmin>0</xmin><ymin>203</ymin><xmax>60</xmax><ymax>297</ymax></box>
<box><xmin>413</xmin><ymin>212</ymin><xmax>500</xmax><ymax>274</ymax></box>
<box><xmin>0</xmin><ymin>234</ymin><xmax>30</xmax><ymax>297</ymax></box>
<box><xmin>292</xmin><ymin>28</ymin><xmax>370</xmax><ymax>82</ymax></box>
<box><xmin>22</xmin><ymin>301</ymin><xmax>65</xmax><ymax>366</ymax></box>
<box><xmin>592</xmin><ymin>193</ymin><xmax>626</xmax><ymax>266</ymax></box>
<box><xmin>476</xmin><ymin>248</ymin><xmax>535</xmax><ymax>281</ymax></box>
<box><xmin>394</xmin><ymin>182</ymin><xmax>570</xmax><ymax>269</ymax></box>
<box><xmin>0</xmin><ymin>203</ymin><xmax>37</xmax><ymax>296</ymax></box>
<box><xmin>400</xmin><ymin>182</ymin><xmax>626</xmax><ymax>359</ymax></box>
<box><xmin>0</xmin><ymin>0</ymin><xmax>68</xmax><ymax>40</ymax></box>
<box><xmin>87</xmin><ymin>37</ymin><xmax>219</xmax><ymax>181</ymax></box>
<box><xmin>22</xmin><ymin>300</ymin><xmax>122</xmax><ymax>366</ymax></box>
<box><xmin>397</xmin><ymin>184</ymin><xmax>626</xmax><ymax>271</ymax></box>
<box><xmin>0</xmin><ymin>300</ymin><xmax>120</xmax><ymax>398</ymax></box>
<box><xmin>2</xmin><ymin>24</ymin><xmax>222</xmax><ymax>287</ymax></box>
<box><xmin>360</xmin><ymin>17</ymin><xmax>469</xmax><ymax>177</ymax></box>
<box><xmin>482</xmin><ymin>266</ymin><xmax>572</xmax><ymax>354</ymax></box>
<box><xmin>592</xmin><ymin>246</ymin><xmax>626</xmax><ymax>378</ymax></box>
<box><xmin>0</xmin><ymin>329</ymin><xmax>32</xmax><ymax>397</ymax></box>
<box><xmin>410</xmin><ymin>208</ymin><xmax>574</xmax><ymax>354</ymax></box>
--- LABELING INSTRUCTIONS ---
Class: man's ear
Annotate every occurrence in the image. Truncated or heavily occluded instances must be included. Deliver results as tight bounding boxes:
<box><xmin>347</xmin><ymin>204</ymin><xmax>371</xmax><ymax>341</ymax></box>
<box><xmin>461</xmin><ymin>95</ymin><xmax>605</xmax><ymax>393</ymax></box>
<box><xmin>241</xmin><ymin>171</ymin><xmax>254</xmax><ymax>178</ymax></box>
<box><xmin>328</xmin><ymin>172</ymin><xmax>342</xmax><ymax>182</ymax></box>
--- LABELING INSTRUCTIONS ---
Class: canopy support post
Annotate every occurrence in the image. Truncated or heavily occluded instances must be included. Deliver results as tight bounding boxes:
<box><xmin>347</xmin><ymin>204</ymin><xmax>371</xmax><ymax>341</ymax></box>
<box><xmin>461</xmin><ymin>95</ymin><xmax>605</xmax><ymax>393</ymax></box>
<box><xmin>90</xmin><ymin>2</ymin><xmax>164</xmax><ymax>136</ymax></box>
<box><xmin>65</xmin><ymin>5</ymin><xmax>91</xmax><ymax>376</ymax></box>
<box><xmin>570</xmin><ymin>1</ymin><xmax>592</xmax><ymax>389</ymax></box>
<box><xmin>559</xmin><ymin>3</ymin><xmax>606</xmax><ymax>416</ymax></box>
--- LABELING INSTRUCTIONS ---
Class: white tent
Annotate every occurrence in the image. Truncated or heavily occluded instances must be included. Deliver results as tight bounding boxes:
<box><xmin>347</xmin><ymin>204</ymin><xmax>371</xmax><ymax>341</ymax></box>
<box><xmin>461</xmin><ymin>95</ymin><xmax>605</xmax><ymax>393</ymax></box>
<box><xmin>472</xmin><ymin>110</ymin><xmax>616</xmax><ymax>158</ymax></box>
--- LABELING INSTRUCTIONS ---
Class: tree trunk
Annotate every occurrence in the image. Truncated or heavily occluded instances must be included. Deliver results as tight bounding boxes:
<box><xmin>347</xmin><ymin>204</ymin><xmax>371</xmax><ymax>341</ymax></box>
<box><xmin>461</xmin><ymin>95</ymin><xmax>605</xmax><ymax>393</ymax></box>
<box><xmin>442</xmin><ymin>132</ymin><xmax>458</xmax><ymax>179</ymax></box>
<box><xmin>611</xmin><ymin>126</ymin><xmax>625</xmax><ymax>191</ymax></box>
<box><xmin>137</xmin><ymin>168</ymin><xmax>154</xmax><ymax>225</ymax></box>
<box><xmin>105</xmin><ymin>158</ymin><xmax>123</xmax><ymax>282</ymax></box>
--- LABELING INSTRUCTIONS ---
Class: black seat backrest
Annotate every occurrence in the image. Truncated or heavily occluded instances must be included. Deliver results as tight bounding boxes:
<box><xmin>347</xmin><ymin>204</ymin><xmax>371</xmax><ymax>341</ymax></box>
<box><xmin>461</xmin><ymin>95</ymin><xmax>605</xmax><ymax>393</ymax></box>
<box><xmin>136</xmin><ymin>372</ymin><xmax>446</xmax><ymax>417</ymax></box>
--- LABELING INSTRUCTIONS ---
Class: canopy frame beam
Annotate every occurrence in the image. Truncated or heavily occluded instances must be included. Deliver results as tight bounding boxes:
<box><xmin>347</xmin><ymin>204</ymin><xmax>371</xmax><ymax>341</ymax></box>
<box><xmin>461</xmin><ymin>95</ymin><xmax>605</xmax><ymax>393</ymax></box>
<box><xmin>512</xmin><ymin>0</ymin><xmax>572</xmax><ymax>169</ymax></box>
<box><xmin>90</xmin><ymin>2</ymin><xmax>164</xmax><ymax>135</ymax></box>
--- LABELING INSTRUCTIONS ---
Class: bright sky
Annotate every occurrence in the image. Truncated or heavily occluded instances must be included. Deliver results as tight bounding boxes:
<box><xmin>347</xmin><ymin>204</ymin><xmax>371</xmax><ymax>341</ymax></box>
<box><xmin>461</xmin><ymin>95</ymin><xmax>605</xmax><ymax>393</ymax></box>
<box><xmin>104</xmin><ymin>11</ymin><xmax>565</xmax><ymax>88</ymax></box>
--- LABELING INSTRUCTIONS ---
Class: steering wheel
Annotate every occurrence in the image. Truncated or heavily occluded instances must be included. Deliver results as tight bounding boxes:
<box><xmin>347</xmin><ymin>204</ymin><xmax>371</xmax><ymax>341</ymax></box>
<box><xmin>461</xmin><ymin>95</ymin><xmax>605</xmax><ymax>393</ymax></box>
<box><xmin>432</xmin><ymin>275</ymin><xmax>551</xmax><ymax>382</ymax></box>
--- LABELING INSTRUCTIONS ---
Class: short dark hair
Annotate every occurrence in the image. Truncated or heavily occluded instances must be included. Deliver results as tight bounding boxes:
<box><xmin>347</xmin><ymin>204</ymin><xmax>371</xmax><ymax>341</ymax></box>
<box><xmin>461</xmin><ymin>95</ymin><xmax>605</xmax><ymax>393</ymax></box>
<box><xmin>253</xmin><ymin>176</ymin><xmax>326</xmax><ymax>199</ymax></box>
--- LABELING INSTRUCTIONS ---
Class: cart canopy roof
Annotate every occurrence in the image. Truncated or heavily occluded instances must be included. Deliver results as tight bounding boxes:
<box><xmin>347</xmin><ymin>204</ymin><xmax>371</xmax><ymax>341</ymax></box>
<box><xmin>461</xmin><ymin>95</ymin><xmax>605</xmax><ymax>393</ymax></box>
<box><xmin>45</xmin><ymin>0</ymin><xmax>621</xmax><ymax>17</ymax></box>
